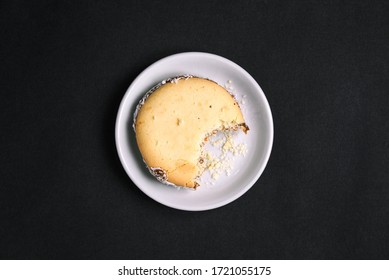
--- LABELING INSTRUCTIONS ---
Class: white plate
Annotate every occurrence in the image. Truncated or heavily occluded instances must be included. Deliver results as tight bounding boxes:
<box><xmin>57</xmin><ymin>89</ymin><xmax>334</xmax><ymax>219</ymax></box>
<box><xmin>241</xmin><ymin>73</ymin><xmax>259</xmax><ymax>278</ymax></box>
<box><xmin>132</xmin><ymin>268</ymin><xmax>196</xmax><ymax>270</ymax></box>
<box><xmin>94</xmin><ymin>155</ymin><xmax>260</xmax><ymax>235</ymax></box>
<box><xmin>115</xmin><ymin>52</ymin><xmax>273</xmax><ymax>211</ymax></box>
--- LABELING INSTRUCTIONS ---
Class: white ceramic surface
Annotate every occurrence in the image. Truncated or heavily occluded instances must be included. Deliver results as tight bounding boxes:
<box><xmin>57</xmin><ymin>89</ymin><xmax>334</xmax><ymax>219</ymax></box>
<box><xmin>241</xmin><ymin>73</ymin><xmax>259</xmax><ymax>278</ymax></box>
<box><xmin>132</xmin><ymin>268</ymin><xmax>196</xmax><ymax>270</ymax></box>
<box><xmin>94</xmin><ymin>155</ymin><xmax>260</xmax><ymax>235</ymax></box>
<box><xmin>115</xmin><ymin>52</ymin><xmax>273</xmax><ymax>211</ymax></box>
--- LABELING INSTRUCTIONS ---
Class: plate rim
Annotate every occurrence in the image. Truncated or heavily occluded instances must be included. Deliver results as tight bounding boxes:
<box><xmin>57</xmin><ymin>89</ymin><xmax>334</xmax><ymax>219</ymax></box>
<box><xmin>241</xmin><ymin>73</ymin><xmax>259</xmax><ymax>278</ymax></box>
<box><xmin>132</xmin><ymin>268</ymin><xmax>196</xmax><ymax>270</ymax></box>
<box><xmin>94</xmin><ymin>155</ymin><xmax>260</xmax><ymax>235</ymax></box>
<box><xmin>115</xmin><ymin>51</ymin><xmax>274</xmax><ymax>211</ymax></box>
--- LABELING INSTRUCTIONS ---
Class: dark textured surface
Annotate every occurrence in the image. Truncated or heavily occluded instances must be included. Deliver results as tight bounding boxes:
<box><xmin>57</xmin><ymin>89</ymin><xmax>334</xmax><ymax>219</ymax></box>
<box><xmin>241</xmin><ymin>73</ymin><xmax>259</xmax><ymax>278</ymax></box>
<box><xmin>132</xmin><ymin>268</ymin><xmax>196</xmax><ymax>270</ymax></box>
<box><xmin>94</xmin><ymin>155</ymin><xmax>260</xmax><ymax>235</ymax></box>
<box><xmin>1</xmin><ymin>0</ymin><xmax>388</xmax><ymax>259</ymax></box>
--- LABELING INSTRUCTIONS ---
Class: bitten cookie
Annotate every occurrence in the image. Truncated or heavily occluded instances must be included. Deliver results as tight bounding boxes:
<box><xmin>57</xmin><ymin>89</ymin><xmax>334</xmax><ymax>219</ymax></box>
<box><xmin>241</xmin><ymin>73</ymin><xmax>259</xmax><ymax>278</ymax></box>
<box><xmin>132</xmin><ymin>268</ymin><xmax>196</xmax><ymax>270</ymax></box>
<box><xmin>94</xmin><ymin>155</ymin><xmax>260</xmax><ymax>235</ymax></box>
<box><xmin>134</xmin><ymin>76</ymin><xmax>248</xmax><ymax>188</ymax></box>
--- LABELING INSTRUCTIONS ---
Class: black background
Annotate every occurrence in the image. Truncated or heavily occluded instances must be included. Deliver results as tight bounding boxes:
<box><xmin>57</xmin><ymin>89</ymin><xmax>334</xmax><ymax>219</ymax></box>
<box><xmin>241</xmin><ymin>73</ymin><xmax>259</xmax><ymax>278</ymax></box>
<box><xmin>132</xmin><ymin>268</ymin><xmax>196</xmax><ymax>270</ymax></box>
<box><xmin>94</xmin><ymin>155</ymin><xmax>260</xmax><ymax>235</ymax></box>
<box><xmin>1</xmin><ymin>0</ymin><xmax>388</xmax><ymax>259</ymax></box>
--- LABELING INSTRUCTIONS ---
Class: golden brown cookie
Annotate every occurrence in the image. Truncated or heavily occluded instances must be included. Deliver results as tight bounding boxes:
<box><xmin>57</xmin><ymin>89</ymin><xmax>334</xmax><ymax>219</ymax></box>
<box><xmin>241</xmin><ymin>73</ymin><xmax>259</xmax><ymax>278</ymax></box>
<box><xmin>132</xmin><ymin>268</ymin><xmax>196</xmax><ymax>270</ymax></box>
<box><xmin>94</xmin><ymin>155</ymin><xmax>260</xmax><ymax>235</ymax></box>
<box><xmin>134</xmin><ymin>76</ymin><xmax>248</xmax><ymax>188</ymax></box>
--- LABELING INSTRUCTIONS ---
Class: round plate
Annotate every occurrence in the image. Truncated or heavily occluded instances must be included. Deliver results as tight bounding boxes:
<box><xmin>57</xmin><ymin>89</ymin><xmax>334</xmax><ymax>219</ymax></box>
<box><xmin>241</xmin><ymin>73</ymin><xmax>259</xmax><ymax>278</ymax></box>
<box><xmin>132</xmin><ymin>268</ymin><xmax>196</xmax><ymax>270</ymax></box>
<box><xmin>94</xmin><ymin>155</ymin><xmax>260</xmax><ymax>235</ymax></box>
<box><xmin>115</xmin><ymin>52</ymin><xmax>273</xmax><ymax>211</ymax></box>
